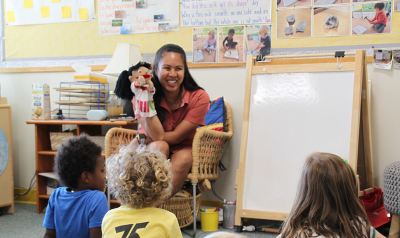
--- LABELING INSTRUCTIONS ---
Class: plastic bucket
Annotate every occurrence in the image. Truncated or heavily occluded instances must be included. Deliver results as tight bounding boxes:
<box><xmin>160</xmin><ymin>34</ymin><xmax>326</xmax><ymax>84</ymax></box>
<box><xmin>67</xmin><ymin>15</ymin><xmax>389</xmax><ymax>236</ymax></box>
<box><xmin>200</xmin><ymin>209</ymin><xmax>219</xmax><ymax>231</ymax></box>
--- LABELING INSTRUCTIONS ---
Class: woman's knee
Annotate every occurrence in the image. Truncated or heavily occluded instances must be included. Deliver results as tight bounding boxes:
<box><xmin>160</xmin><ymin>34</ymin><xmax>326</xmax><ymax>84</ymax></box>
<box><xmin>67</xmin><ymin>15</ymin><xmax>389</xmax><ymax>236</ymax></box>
<box><xmin>172</xmin><ymin>151</ymin><xmax>193</xmax><ymax>170</ymax></box>
<box><xmin>148</xmin><ymin>140</ymin><xmax>169</xmax><ymax>157</ymax></box>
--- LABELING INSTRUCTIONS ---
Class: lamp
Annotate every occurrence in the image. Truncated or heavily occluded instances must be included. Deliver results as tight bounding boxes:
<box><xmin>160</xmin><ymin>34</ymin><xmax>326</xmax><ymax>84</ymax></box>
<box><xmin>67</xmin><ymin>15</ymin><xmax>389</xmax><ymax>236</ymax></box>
<box><xmin>102</xmin><ymin>43</ymin><xmax>143</xmax><ymax>76</ymax></box>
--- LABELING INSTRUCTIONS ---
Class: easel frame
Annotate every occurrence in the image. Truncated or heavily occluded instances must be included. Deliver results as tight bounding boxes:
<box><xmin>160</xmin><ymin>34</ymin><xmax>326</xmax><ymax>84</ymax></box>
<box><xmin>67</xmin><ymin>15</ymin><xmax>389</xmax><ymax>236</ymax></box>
<box><xmin>234</xmin><ymin>50</ymin><xmax>374</xmax><ymax>227</ymax></box>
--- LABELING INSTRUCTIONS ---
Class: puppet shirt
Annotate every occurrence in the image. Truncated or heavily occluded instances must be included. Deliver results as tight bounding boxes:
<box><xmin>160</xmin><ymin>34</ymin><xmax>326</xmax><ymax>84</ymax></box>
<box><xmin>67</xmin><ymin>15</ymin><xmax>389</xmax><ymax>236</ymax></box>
<box><xmin>101</xmin><ymin>207</ymin><xmax>182</xmax><ymax>238</ymax></box>
<box><xmin>131</xmin><ymin>81</ymin><xmax>156</xmax><ymax>118</ymax></box>
<box><xmin>133</xmin><ymin>88</ymin><xmax>209</xmax><ymax>153</ymax></box>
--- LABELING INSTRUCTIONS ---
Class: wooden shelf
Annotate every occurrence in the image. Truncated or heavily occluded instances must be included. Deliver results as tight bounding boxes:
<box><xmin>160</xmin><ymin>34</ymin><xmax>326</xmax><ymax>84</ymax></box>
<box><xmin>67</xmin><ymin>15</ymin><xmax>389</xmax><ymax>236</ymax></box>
<box><xmin>38</xmin><ymin>194</ymin><xmax>50</xmax><ymax>199</ymax></box>
<box><xmin>38</xmin><ymin>151</ymin><xmax>57</xmax><ymax>155</ymax></box>
<box><xmin>27</xmin><ymin>119</ymin><xmax>136</xmax><ymax>126</ymax></box>
<box><xmin>110</xmin><ymin>199</ymin><xmax>119</xmax><ymax>204</ymax></box>
<box><xmin>29</xmin><ymin>120</ymin><xmax>134</xmax><ymax>213</ymax></box>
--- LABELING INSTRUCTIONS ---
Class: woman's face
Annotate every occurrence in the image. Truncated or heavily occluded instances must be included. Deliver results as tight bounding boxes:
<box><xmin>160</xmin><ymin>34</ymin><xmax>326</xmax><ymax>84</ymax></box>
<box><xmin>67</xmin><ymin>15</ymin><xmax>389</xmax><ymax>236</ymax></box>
<box><xmin>156</xmin><ymin>52</ymin><xmax>185</xmax><ymax>93</ymax></box>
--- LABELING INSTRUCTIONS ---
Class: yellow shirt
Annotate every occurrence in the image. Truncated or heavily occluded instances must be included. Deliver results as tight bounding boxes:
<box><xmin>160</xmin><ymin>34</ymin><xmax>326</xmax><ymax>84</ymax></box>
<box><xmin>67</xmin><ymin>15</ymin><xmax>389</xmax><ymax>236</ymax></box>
<box><xmin>101</xmin><ymin>206</ymin><xmax>183</xmax><ymax>238</ymax></box>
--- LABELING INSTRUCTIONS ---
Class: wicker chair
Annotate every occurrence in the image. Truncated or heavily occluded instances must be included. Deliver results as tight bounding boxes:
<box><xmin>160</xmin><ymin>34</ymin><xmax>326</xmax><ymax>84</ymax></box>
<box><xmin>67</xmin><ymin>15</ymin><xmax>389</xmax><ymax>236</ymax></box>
<box><xmin>105</xmin><ymin>102</ymin><xmax>234</xmax><ymax>235</ymax></box>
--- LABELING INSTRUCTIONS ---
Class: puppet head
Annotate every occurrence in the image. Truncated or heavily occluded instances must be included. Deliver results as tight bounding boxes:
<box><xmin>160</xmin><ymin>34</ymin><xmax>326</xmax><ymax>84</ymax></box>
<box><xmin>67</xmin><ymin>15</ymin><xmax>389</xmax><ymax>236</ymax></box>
<box><xmin>114</xmin><ymin>61</ymin><xmax>151</xmax><ymax>100</ymax></box>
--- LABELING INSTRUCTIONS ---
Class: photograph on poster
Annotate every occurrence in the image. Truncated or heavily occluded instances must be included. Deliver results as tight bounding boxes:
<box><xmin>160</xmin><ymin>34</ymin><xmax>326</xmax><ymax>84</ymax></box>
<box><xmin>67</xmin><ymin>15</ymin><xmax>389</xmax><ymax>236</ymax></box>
<box><xmin>314</xmin><ymin>0</ymin><xmax>350</xmax><ymax>6</ymax></box>
<box><xmin>158</xmin><ymin>23</ymin><xmax>169</xmax><ymax>31</ymax></box>
<box><xmin>154</xmin><ymin>14</ymin><xmax>164</xmax><ymax>22</ymax></box>
<box><xmin>121</xmin><ymin>26</ymin><xmax>130</xmax><ymax>34</ymax></box>
<box><xmin>115</xmin><ymin>10</ymin><xmax>125</xmax><ymax>19</ymax></box>
<box><xmin>277</xmin><ymin>0</ymin><xmax>311</xmax><ymax>8</ymax></box>
<box><xmin>112</xmin><ymin>19</ymin><xmax>122</xmax><ymax>26</ymax></box>
<box><xmin>313</xmin><ymin>6</ymin><xmax>351</xmax><ymax>37</ymax></box>
<box><xmin>393</xmin><ymin>50</ymin><xmax>400</xmax><ymax>68</ymax></box>
<box><xmin>395</xmin><ymin>0</ymin><xmax>400</xmax><ymax>11</ymax></box>
<box><xmin>276</xmin><ymin>8</ymin><xmax>312</xmax><ymax>38</ymax></box>
<box><xmin>373</xmin><ymin>49</ymin><xmax>392</xmax><ymax>69</ymax></box>
<box><xmin>245</xmin><ymin>25</ymin><xmax>272</xmax><ymax>56</ymax></box>
<box><xmin>192</xmin><ymin>27</ymin><xmax>218</xmax><ymax>63</ymax></box>
<box><xmin>136</xmin><ymin>0</ymin><xmax>147</xmax><ymax>8</ymax></box>
<box><xmin>218</xmin><ymin>26</ymin><xmax>245</xmax><ymax>63</ymax></box>
<box><xmin>352</xmin><ymin>2</ymin><xmax>391</xmax><ymax>35</ymax></box>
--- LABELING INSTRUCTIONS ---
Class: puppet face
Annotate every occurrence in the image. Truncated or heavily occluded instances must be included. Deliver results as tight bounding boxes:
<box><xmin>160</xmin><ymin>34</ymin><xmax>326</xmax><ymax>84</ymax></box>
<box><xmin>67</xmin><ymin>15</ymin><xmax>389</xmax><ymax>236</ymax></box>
<box><xmin>129</xmin><ymin>66</ymin><xmax>152</xmax><ymax>83</ymax></box>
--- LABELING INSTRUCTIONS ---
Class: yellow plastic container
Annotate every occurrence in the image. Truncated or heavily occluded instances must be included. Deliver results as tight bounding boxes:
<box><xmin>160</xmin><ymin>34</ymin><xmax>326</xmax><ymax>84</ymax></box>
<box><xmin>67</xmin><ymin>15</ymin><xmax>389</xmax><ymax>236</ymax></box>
<box><xmin>200</xmin><ymin>209</ymin><xmax>220</xmax><ymax>231</ymax></box>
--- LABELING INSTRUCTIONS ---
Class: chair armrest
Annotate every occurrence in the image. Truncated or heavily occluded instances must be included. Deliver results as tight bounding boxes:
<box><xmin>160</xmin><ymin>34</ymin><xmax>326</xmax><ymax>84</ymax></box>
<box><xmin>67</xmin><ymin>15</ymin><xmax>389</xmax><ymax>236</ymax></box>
<box><xmin>105</xmin><ymin>128</ymin><xmax>137</xmax><ymax>159</ymax></box>
<box><xmin>188</xmin><ymin>129</ymin><xmax>233</xmax><ymax>183</ymax></box>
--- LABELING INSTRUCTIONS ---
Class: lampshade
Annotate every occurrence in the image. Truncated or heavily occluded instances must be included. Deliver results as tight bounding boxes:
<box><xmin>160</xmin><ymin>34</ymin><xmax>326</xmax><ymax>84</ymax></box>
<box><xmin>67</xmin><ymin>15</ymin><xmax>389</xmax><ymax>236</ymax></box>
<box><xmin>102</xmin><ymin>43</ymin><xmax>143</xmax><ymax>76</ymax></box>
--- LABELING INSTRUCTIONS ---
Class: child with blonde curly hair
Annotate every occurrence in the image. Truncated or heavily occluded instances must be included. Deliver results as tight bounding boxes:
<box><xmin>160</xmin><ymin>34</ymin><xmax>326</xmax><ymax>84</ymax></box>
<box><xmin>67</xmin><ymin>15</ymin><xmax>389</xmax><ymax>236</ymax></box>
<box><xmin>101</xmin><ymin>145</ymin><xmax>182</xmax><ymax>238</ymax></box>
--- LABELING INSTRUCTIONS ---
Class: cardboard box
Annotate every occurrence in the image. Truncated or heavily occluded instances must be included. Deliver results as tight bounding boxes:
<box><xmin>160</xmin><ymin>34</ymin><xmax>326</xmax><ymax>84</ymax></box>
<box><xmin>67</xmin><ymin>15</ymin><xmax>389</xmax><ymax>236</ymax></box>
<box><xmin>31</xmin><ymin>84</ymin><xmax>51</xmax><ymax>120</ymax></box>
<box><xmin>74</xmin><ymin>73</ymin><xmax>108</xmax><ymax>83</ymax></box>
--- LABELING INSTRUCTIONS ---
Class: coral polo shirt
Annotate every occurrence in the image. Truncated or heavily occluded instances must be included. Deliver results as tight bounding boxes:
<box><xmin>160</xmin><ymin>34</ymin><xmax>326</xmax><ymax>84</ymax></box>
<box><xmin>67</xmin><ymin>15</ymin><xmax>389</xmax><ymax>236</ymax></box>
<box><xmin>133</xmin><ymin>88</ymin><xmax>209</xmax><ymax>153</ymax></box>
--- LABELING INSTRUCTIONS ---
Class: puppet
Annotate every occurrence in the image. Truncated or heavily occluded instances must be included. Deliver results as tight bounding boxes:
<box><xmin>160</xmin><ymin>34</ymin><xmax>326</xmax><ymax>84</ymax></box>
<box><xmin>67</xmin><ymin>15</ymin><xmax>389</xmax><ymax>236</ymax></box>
<box><xmin>114</xmin><ymin>61</ymin><xmax>156</xmax><ymax>118</ymax></box>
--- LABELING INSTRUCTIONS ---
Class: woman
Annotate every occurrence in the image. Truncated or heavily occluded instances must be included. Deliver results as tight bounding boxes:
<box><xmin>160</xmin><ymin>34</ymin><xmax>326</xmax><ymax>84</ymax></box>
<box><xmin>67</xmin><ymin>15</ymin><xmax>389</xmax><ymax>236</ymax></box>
<box><xmin>133</xmin><ymin>44</ymin><xmax>210</xmax><ymax>195</ymax></box>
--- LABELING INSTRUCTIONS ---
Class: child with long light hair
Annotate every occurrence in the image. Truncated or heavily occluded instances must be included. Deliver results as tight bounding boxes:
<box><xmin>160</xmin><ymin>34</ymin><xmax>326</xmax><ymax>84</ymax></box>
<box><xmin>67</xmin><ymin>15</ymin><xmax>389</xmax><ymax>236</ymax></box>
<box><xmin>278</xmin><ymin>152</ymin><xmax>385</xmax><ymax>238</ymax></box>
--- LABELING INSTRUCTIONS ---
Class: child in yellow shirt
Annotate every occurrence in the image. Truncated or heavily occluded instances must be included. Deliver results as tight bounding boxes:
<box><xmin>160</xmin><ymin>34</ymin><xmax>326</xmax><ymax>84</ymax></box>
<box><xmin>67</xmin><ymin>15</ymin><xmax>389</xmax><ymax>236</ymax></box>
<box><xmin>101</xmin><ymin>145</ymin><xmax>182</xmax><ymax>238</ymax></box>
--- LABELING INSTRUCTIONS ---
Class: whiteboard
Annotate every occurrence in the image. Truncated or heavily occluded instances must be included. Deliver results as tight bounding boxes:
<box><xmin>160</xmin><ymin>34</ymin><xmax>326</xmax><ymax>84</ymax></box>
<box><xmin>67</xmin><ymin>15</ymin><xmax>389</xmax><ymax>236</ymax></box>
<box><xmin>243</xmin><ymin>71</ymin><xmax>355</xmax><ymax>213</ymax></box>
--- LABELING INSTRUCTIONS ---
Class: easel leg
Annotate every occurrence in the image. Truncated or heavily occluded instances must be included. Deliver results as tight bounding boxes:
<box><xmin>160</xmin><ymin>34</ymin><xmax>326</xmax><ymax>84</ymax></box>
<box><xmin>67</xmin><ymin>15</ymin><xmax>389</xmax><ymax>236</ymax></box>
<box><xmin>389</xmin><ymin>215</ymin><xmax>400</xmax><ymax>238</ymax></box>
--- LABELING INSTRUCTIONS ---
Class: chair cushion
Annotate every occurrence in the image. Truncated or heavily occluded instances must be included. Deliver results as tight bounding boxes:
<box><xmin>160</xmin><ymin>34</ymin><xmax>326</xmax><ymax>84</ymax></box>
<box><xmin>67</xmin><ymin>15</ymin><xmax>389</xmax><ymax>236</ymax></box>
<box><xmin>197</xmin><ymin>97</ymin><xmax>226</xmax><ymax>132</ymax></box>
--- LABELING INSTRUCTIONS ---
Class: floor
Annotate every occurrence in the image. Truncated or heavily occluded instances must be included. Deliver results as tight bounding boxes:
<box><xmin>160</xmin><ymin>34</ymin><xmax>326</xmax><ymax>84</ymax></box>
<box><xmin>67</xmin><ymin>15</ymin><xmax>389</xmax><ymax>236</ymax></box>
<box><xmin>0</xmin><ymin>203</ymin><xmax>278</xmax><ymax>238</ymax></box>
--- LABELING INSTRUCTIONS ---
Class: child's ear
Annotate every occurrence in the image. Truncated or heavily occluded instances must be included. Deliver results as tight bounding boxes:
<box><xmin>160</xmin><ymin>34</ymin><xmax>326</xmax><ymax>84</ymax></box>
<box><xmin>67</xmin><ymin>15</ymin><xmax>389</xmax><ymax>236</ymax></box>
<box><xmin>81</xmin><ymin>171</ymin><xmax>90</xmax><ymax>183</ymax></box>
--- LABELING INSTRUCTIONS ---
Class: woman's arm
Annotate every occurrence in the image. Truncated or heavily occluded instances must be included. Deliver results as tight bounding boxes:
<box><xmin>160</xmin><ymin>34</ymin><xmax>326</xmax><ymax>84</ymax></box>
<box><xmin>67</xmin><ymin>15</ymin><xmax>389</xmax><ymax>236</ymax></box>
<box><xmin>138</xmin><ymin>116</ymin><xmax>165</xmax><ymax>141</ymax></box>
<box><xmin>163</xmin><ymin>120</ymin><xmax>199</xmax><ymax>145</ymax></box>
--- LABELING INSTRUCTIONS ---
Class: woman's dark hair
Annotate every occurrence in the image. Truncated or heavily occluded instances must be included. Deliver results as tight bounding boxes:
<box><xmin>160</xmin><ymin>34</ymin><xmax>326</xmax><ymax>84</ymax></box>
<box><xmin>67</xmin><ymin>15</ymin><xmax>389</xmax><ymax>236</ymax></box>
<box><xmin>114</xmin><ymin>61</ymin><xmax>151</xmax><ymax>100</ymax></box>
<box><xmin>228</xmin><ymin>28</ymin><xmax>235</xmax><ymax>34</ymax></box>
<box><xmin>54</xmin><ymin>134</ymin><xmax>102</xmax><ymax>189</ymax></box>
<box><xmin>151</xmin><ymin>44</ymin><xmax>203</xmax><ymax>123</ymax></box>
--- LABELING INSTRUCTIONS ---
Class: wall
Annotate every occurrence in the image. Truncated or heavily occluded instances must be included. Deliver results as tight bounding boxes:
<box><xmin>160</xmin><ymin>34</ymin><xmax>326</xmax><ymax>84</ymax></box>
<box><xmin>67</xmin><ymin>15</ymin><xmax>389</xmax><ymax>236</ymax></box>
<box><xmin>0</xmin><ymin>64</ymin><xmax>397</xmax><ymax>201</ymax></box>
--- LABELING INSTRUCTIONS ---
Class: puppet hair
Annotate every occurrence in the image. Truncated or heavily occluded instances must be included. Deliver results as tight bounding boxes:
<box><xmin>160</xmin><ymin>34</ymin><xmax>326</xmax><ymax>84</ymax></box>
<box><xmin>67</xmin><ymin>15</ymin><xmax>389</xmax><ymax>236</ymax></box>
<box><xmin>106</xmin><ymin>145</ymin><xmax>172</xmax><ymax>208</ymax></box>
<box><xmin>114</xmin><ymin>61</ymin><xmax>151</xmax><ymax>100</ymax></box>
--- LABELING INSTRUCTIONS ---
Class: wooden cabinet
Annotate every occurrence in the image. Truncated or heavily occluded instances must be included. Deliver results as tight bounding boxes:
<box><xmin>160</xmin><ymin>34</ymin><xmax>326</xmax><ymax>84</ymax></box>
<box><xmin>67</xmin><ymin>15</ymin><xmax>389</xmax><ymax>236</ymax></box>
<box><xmin>26</xmin><ymin>120</ymin><xmax>136</xmax><ymax>213</ymax></box>
<box><xmin>0</xmin><ymin>98</ymin><xmax>14</xmax><ymax>214</ymax></box>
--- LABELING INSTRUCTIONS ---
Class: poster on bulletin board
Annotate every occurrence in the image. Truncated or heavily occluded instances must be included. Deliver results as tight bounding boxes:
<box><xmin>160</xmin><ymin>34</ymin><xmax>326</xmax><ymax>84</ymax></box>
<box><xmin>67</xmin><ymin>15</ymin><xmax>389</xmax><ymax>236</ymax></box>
<box><xmin>98</xmin><ymin>0</ymin><xmax>179</xmax><ymax>35</ymax></box>
<box><xmin>180</xmin><ymin>0</ymin><xmax>272</xmax><ymax>27</ymax></box>
<box><xmin>5</xmin><ymin>0</ymin><xmax>95</xmax><ymax>25</ymax></box>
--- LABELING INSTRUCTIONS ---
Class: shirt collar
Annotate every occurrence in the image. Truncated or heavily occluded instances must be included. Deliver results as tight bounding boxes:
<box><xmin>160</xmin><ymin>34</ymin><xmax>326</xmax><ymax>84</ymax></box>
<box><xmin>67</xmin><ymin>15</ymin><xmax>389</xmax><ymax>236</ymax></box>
<box><xmin>160</xmin><ymin>87</ymin><xmax>189</xmax><ymax>111</ymax></box>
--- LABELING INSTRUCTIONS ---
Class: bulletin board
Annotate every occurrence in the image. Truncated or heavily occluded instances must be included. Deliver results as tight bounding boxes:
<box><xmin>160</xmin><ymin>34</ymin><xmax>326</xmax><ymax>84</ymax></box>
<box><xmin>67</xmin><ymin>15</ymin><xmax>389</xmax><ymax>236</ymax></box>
<box><xmin>4</xmin><ymin>0</ymin><xmax>400</xmax><ymax>59</ymax></box>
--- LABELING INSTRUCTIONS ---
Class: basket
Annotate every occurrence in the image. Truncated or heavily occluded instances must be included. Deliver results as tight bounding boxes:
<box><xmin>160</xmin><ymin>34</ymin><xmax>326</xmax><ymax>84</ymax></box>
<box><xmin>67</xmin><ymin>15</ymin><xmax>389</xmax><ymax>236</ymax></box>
<box><xmin>158</xmin><ymin>193</ymin><xmax>202</xmax><ymax>228</ymax></box>
<box><xmin>50</xmin><ymin>132</ymin><xmax>74</xmax><ymax>151</ymax></box>
<box><xmin>90</xmin><ymin>136</ymin><xmax>105</xmax><ymax>153</ymax></box>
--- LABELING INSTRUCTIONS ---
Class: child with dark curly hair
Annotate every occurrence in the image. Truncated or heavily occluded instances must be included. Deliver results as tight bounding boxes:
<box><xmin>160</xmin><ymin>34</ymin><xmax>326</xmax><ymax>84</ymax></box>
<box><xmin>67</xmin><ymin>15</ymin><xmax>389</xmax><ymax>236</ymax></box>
<box><xmin>43</xmin><ymin>134</ymin><xmax>108</xmax><ymax>238</ymax></box>
<box><xmin>102</xmin><ymin>145</ymin><xmax>182</xmax><ymax>238</ymax></box>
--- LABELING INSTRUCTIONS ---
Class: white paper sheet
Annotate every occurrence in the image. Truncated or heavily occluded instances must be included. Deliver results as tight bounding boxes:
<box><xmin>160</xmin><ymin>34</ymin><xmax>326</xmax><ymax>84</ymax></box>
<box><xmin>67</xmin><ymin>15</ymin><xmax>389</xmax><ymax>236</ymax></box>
<box><xmin>6</xmin><ymin>0</ymin><xmax>95</xmax><ymax>25</ymax></box>
<box><xmin>352</xmin><ymin>25</ymin><xmax>368</xmax><ymax>35</ymax></box>
<box><xmin>224</xmin><ymin>50</ymin><xmax>239</xmax><ymax>59</ymax></box>
<box><xmin>180</xmin><ymin>0</ymin><xmax>272</xmax><ymax>26</ymax></box>
<box><xmin>194</xmin><ymin>50</ymin><xmax>204</xmax><ymax>62</ymax></box>
<box><xmin>98</xmin><ymin>0</ymin><xmax>179</xmax><ymax>35</ymax></box>
<box><xmin>376</xmin><ymin>52</ymin><xmax>383</xmax><ymax>60</ymax></box>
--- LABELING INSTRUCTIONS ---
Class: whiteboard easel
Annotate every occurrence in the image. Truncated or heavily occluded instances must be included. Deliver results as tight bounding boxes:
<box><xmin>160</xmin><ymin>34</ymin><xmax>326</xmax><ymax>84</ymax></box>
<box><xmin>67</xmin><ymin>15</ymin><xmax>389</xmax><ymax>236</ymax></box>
<box><xmin>234</xmin><ymin>50</ymin><xmax>373</xmax><ymax>226</ymax></box>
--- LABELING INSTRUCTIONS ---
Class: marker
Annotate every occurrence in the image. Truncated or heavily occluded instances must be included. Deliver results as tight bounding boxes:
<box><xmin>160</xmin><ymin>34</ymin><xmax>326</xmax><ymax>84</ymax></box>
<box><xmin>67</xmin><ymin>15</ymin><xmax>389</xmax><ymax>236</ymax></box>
<box><xmin>214</xmin><ymin>207</ymin><xmax>220</xmax><ymax>212</ymax></box>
